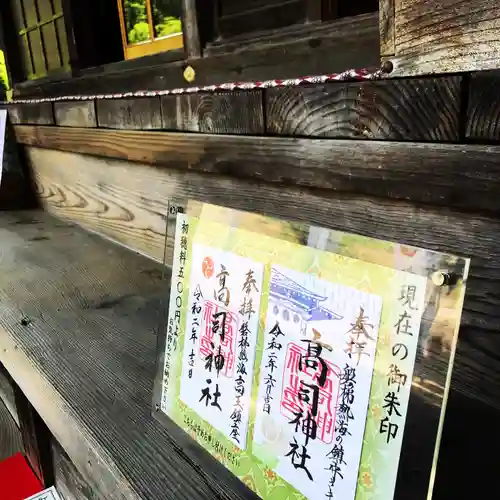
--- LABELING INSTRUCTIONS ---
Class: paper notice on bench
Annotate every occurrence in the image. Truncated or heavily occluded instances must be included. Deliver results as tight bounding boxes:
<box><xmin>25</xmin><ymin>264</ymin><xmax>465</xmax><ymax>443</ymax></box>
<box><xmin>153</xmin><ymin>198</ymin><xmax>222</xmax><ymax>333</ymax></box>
<box><xmin>25</xmin><ymin>486</ymin><xmax>63</xmax><ymax>500</ymax></box>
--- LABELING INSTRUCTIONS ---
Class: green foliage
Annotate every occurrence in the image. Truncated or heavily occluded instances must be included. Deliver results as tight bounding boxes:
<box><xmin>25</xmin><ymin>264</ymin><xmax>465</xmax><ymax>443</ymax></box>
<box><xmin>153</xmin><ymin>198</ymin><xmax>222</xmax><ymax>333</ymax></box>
<box><xmin>128</xmin><ymin>21</ymin><xmax>151</xmax><ymax>43</ymax></box>
<box><xmin>155</xmin><ymin>17</ymin><xmax>182</xmax><ymax>37</ymax></box>
<box><xmin>123</xmin><ymin>0</ymin><xmax>182</xmax><ymax>44</ymax></box>
<box><xmin>0</xmin><ymin>50</ymin><xmax>9</xmax><ymax>92</ymax></box>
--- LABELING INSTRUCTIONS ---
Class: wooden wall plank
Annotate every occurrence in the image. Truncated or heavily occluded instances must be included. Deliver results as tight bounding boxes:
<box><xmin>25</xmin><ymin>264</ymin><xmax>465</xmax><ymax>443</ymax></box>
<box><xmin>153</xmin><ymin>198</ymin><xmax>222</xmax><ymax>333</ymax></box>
<box><xmin>23</xmin><ymin>147</ymin><xmax>500</xmax><ymax>426</ymax></box>
<box><xmin>54</xmin><ymin>101</ymin><xmax>97</xmax><ymax>128</ymax></box>
<box><xmin>14</xmin><ymin>125</ymin><xmax>500</xmax><ymax>214</ymax></box>
<box><xmin>379</xmin><ymin>0</ymin><xmax>395</xmax><ymax>56</ymax></box>
<box><xmin>6</xmin><ymin>103</ymin><xmax>54</xmax><ymax>125</ymax></box>
<box><xmin>0</xmin><ymin>365</ymin><xmax>18</xmax><ymax>426</ymax></box>
<box><xmin>14</xmin><ymin>383</ymin><xmax>54</xmax><ymax>487</ymax></box>
<box><xmin>0</xmin><ymin>398</ymin><xmax>23</xmax><ymax>462</ymax></box>
<box><xmin>390</xmin><ymin>0</ymin><xmax>500</xmax><ymax>76</ymax></box>
<box><xmin>52</xmin><ymin>440</ymin><xmax>94</xmax><ymax>500</ymax></box>
<box><xmin>266</xmin><ymin>77</ymin><xmax>461</xmax><ymax>141</ymax></box>
<box><xmin>161</xmin><ymin>92</ymin><xmax>264</xmax><ymax>134</ymax></box>
<box><xmin>96</xmin><ymin>98</ymin><xmax>162</xmax><ymax>130</ymax></box>
<box><xmin>466</xmin><ymin>71</ymin><xmax>500</xmax><ymax>141</ymax></box>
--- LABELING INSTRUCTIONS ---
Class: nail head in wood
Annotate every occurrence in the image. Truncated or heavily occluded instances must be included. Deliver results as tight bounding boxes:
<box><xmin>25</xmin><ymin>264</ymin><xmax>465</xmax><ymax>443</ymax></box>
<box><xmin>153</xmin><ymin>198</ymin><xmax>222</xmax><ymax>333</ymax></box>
<box><xmin>381</xmin><ymin>60</ymin><xmax>394</xmax><ymax>74</ymax></box>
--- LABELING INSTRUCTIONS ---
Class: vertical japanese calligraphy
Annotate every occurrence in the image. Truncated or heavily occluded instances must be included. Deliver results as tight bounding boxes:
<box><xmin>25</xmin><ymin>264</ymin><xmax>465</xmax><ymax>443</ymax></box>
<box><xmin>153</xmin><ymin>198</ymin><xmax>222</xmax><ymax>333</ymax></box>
<box><xmin>161</xmin><ymin>214</ymin><xmax>190</xmax><ymax>412</ymax></box>
<box><xmin>230</xmin><ymin>269</ymin><xmax>260</xmax><ymax>443</ymax></box>
<box><xmin>180</xmin><ymin>244</ymin><xmax>264</xmax><ymax>449</ymax></box>
<box><xmin>326</xmin><ymin>364</ymin><xmax>356</xmax><ymax>498</ymax></box>
<box><xmin>253</xmin><ymin>265</ymin><xmax>382</xmax><ymax>500</ymax></box>
<box><xmin>375</xmin><ymin>276</ymin><xmax>426</xmax><ymax>497</ymax></box>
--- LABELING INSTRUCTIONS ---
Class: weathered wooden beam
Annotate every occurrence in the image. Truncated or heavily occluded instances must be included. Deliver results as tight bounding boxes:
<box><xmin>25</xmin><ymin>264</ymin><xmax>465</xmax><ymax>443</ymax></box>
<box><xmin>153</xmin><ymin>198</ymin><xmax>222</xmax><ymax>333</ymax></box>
<box><xmin>13</xmin><ymin>124</ymin><xmax>500</xmax><ymax>214</ymax></box>
<box><xmin>52</xmin><ymin>439</ymin><xmax>98</xmax><ymax>500</ymax></box>
<box><xmin>379</xmin><ymin>0</ymin><xmax>395</xmax><ymax>56</ymax></box>
<box><xmin>385</xmin><ymin>0</ymin><xmax>500</xmax><ymax>76</ymax></box>
<box><xmin>0</xmin><ymin>365</ymin><xmax>18</xmax><ymax>426</ymax></box>
<box><xmin>54</xmin><ymin>101</ymin><xmax>97</xmax><ymax>128</ymax></box>
<box><xmin>96</xmin><ymin>98</ymin><xmax>162</xmax><ymax>130</ymax></box>
<box><xmin>0</xmin><ymin>391</ymin><xmax>22</xmax><ymax>462</ymax></box>
<box><xmin>466</xmin><ymin>71</ymin><xmax>500</xmax><ymax>141</ymax></box>
<box><xmin>14</xmin><ymin>383</ymin><xmax>54</xmax><ymax>487</ymax></box>
<box><xmin>266</xmin><ymin>76</ymin><xmax>461</xmax><ymax>141</ymax></box>
<box><xmin>161</xmin><ymin>92</ymin><xmax>264</xmax><ymax>133</ymax></box>
<box><xmin>7</xmin><ymin>103</ymin><xmax>54</xmax><ymax>125</ymax></box>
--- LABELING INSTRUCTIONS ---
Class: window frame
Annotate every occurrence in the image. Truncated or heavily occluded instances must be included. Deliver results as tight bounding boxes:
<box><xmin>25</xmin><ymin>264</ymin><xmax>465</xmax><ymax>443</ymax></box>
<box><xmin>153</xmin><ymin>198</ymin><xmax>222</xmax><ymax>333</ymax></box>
<box><xmin>11</xmin><ymin>0</ymin><xmax>71</xmax><ymax>81</ymax></box>
<box><xmin>117</xmin><ymin>0</ymin><xmax>184</xmax><ymax>60</ymax></box>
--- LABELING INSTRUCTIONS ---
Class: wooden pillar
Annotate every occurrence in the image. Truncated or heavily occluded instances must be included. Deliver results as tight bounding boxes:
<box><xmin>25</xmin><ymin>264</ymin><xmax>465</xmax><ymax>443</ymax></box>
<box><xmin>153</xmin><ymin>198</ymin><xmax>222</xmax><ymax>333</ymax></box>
<box><xmin>183</xmin><ymin>0</ymin><xmax>202</xmax><ymax>58</ymax></box>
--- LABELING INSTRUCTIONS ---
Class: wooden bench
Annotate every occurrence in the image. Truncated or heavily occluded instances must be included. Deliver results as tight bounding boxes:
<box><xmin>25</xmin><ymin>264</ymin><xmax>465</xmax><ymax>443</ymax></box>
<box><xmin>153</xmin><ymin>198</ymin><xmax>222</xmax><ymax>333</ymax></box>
<box><xmin>0</xmin><ymin>210</ymin><xmax>255</xmax><ymax>499</ymax></box>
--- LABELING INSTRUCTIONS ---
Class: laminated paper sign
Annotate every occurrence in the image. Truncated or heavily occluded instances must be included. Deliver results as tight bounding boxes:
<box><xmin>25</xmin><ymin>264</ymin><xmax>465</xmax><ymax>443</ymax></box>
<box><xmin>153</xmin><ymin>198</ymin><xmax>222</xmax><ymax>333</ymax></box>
<box><xmin>158</xmin><ymin>210</ymin><xmax>466</xmax><ymax>500</ymax></box>
<box><xmin>25</xmin><ymin>487</ymin><xmax>63</xmax><ymax>500</ymax></box>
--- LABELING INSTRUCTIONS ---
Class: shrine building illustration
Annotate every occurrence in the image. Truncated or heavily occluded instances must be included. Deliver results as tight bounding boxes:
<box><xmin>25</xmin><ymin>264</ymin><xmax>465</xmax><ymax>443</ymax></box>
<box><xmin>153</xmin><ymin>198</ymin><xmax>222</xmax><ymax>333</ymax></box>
<box><xmin>269</xmin><ymin>268</ymin><xmax>342</xmax><ymax>335</ymax></box>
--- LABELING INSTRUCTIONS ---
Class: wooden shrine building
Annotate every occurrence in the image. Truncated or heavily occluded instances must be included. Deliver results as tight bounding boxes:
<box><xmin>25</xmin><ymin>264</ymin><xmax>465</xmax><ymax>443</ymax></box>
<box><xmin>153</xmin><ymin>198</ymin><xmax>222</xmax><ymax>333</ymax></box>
<box><xmin>0</xmin><ymin>0</ymin><xmax>499</xmax><ymax>499</ymax></box>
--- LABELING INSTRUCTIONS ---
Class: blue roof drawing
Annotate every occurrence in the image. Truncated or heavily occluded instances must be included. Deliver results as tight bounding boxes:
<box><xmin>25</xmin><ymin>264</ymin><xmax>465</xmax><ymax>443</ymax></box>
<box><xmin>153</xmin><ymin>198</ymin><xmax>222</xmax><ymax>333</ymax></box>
<box><xmin>269</xmin><ymin>268</ymin><xmax>342</xmax><ymax>322</ymax></box>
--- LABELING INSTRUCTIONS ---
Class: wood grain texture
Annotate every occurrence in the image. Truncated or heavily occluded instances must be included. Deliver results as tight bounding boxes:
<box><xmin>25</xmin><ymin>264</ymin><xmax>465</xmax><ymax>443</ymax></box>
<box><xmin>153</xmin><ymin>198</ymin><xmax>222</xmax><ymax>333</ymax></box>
<box><xmin>0</xmin><ymin>210</ymin><xmax>257</xmax><ymax>500</ymax></box>
<box><xmin>14</xmin><ymin>125</ymin><xmax>500</xmax><ymax>214</ymax></box>
<box><xmin>15</xmin><ymin>383</ymin><xmax>54</xmax><ymax>487</ymax></box>
<box><xmin>466</xmin><ymin>71</ymin><xmax>500</xmax><ymax>141</ymax></box>
<box><xmin>0</xmin><ymin>399</ymin><xmax>23</xmax><ymax>462</ymax></box>
<box><xmin>390</xmin><ymin>0</ymin><xmax>500</xmax><ymax>76</ymax></box>
<box><xmin>97</xmin><ymin>98</ymin><xmax>162</xmax><ymax>130</ymax></box>
<box><xmin>54</xmin><ymin>101</ymin><xmax>97</xmax><ymax>128</ymax></box>
<box><xmin>5</xmin><ymin>103</ymin><xmax>54</xmax><ymax>125</ymax></box>
<box><xmin>52</xmin><ymin>440</ymin><xmax>95</xmax><ymax>500</ymax></box>
<box><xmin>266</xmin><ymin>77</ymin><xmax>461</xmax><ymax>141</ymax></box>
<box><xmin>23</xmin><ymin>148</ymin><xmax>500</xmax><ymax>415</ymax></box>
<box><xmin>380</xmin><ymin>0</ymin><xmax>395</xmax><ymax>56</ymax></box>
<box><xmin>182</xmin><ymin>0</ymin><xmax>201</xmax><ymax>58</ymax></box>
<box><xmin>14</xmin><ymin>14</ymin><xmax>379</xmax><ymax>99</ymax></box>
<box><xmin>161</xmin><ymin>92</ymin><xmax>264</xmax><ymax>134</ymax></box>
<box><xmin>0</xmin><ymin>365</ymin><xmax>19</xmax><ymax>426</ymax></box>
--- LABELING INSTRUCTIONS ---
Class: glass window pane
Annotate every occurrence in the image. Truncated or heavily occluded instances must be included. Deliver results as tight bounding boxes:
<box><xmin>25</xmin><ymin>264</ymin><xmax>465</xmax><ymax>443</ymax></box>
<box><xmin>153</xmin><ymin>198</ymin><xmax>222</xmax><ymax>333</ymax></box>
<box><xmin>151</xmin><ymin>0</ymin><xmax>182</xmax><ymax>39</ymax></box>
<box><xmin>22</xmin><ymin>0</ymin><xmax>38</xmax><ymax>27</ymax></box>
<box><xmin>122</xmin><ymin>0</ymin><xmax>152</xmax><ymax>45</ymax></box>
